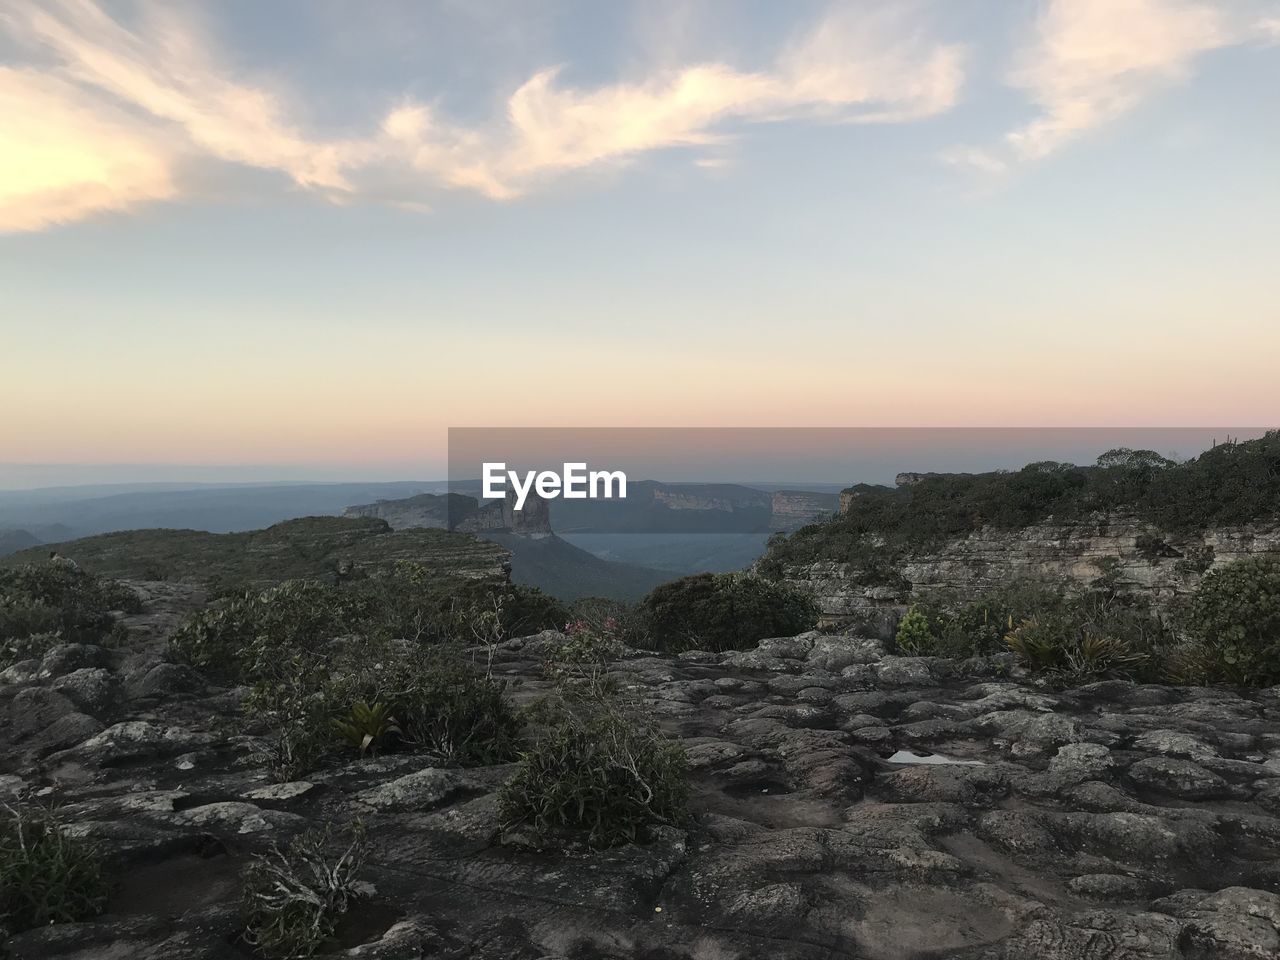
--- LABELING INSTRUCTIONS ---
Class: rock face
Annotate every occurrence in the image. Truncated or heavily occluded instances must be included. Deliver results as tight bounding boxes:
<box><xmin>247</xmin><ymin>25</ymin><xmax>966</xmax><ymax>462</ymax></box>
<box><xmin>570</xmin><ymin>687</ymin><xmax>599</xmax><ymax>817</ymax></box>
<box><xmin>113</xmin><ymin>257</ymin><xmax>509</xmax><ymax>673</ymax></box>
<box><xmin>785</xmin><ymin>514</ymin><xmax>1280</xmax><ymax>629</ymax></box>
<box><xmin>7</xmin><ymin>586</ymin><xmax>1280</xmax><ymax>958</ymax></box>
<box><xmin>345</xmin><ymin>491</ymin><xmax>553</xmax><ymax>536</ymax></box>
<box><xmin>769</xmin><ymin>490</ymin><xmax>840</xmax><ymax>532</ymax></box>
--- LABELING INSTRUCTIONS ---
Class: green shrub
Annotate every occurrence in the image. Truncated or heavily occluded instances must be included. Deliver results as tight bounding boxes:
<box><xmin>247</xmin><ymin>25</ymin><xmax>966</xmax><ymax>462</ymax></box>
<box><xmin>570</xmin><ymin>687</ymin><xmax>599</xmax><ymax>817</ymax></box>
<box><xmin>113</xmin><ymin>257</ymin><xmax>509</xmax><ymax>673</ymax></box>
<box><xmin>0</xmin><ymin>563</ymin><xmax>139</xmax><ymax>665</ymax></box>
<box><xmin>242</xmin><ymin>823</ymin><xmax>367</xmax><ymax>959</ymax></box>
<box><xmin>169</xmin><ymin>581</ymin><xmax>356</xmax><ymax>684</ymax></box>
<box><xmin>500</xmin><ymin>694</ymin><xmax>688</xmax><ymax>848</ymax></box>
<box><xmin>895</xmin><ymin>583</ymin><xmax>1067</xmax><ymax>658</ymax></box>
<box><xmin>0</xmin><ymin>804</ymin><xmax>109</xmax><ymax>932</ymax></box>
<box><xmin>1004</xmin><ymin>616</ymin><xmax>1147</xmax><ymax>683</ymax></box>
<box><xmin>761</xmin><ymin>432</ymin><xmax>1280</xmax><ymax>573</ymax></box>
<box><xmin>1177</xmin><ymin>556</ymin><xmax>1280</xmax><ymax>685</ymax></box>
<box><xmin>383</xmin><ymin>646</ymin><xmax>522</xmax><ymax>765</ymax></box>
<box><xmin>332</xmin><ymin>702</ymin><xmax>400</xmax><ymax>758</ymax></box>
<box><xmin>170</xmin><ymin>570</ymin><xmax>567</xmax><ymax>686</ymax></box>
<box><xmin>637</xmin><ymin>572</ymin><xmax>817</xmax><ymax>653</ymax></box>
<box><xmin>246</xmin><ymin>641</ymin><xmax>521</xmax><ymax>781</ymax></box>
<box><xmin>894</xmin><ymin>607</ymin><xmax>933</xmax><ymax>654</ymax></box>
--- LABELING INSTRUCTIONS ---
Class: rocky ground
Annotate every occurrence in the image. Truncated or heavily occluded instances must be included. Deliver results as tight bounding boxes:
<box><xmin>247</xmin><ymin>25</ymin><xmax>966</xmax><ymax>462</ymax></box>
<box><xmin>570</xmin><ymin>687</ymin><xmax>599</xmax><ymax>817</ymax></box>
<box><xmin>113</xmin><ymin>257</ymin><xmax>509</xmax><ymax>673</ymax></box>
<box><xmin>4</xmin><ymin>583</ymin><xmax>1280</xmax><ymax>959</ymax></box>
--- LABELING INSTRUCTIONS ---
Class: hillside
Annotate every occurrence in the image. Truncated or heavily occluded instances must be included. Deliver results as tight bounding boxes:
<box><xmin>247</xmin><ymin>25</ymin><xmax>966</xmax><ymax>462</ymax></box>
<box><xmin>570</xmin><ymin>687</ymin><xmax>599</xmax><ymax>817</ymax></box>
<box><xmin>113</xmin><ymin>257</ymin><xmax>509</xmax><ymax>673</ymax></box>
<box><xmin>760</xmin><ymin>433</ymin><xmax>1280</xmax><ymax>629</ymax></box>
<box><xmin>483</xmin><ymin>531</ymin><xmax>669</xmax><ymax>601</ymax></box>
<box><xmin>344</xmin><ymin>491</ymin><xmax>668</xmax><ymax>601</ymax></box>
<box><xmin>0</xmin><ymin>481</ymin><xmax>446</xmax><ymax>540</ymax></box>
<box><xmin>0</xmin><ymin>528</ymin><xmax>41</xmax><ymax>557</ymax></box>
<box><xmin>1</xmin><ymin>516</ymin><xmax>509</xmax><ymax>593</ymax></box>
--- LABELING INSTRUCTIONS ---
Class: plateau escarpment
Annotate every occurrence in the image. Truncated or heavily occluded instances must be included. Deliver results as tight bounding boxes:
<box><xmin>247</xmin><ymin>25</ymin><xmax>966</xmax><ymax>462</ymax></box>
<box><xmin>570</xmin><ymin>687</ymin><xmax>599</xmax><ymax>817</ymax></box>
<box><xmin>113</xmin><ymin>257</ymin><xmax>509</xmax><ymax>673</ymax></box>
<box><xmin>764</xmin><ymin>435</ymin><xmax>1280</xmax><ymax>630</ymax></box>
<box><xmin>789</xmin><ymin>514</ymin><xmax>1280</xmax><ymax>630</ymax></box>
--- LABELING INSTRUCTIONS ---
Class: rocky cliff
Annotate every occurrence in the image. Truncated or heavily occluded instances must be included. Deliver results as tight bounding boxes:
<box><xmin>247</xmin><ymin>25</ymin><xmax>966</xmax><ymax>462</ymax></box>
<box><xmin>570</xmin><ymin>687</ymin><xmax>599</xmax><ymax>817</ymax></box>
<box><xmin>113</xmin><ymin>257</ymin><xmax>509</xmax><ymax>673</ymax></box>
<box><xmin>345</xmin><ymin>491</ymin><xmax>552</xmax><ymax>536</ymax></box>
<box><xmin>785</xmin><ymin>514</ymin><xmax>1280</xmax><ymax>630</ymax></box>
<box><xmin>769</xmin><ymin>490</ymin><xmax>840</xmax><ymax>532</ymax></box>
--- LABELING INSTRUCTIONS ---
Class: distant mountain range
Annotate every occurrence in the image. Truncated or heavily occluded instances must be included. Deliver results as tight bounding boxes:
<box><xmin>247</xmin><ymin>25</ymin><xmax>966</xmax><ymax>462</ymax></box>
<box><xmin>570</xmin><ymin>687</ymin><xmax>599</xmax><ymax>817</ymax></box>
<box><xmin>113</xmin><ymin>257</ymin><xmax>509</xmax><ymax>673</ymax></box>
<box><xmin>0</xmin><ymin>478</ymin><xmax>841</xmax><ymax>601</ymax></box>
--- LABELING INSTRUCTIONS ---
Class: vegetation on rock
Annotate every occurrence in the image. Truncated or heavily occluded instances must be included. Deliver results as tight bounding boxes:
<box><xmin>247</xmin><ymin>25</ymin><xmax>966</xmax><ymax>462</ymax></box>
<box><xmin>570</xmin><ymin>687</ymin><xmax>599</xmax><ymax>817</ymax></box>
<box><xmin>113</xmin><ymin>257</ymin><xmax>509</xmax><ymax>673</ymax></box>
<box><xmin>1172</xmin><ymin>555</ymin><xmax>1280</xmax><ymax>686</ymax></box>
<box><xmin>761</xmin><ymin>433</ymin><xmax>1280</xmax><ymax>572</ymax></box>
<box><xmin>0</xmin><ymin>562</ymin><xmax>139</xmax><ymax>666</ymax></box>
<box><xmin>0</xmin><ymin>804</ymin><xmax>109</xmax><ymax>933</ymax></box>
<box><xmin>635</xmin><ymin>571</ymin><xmax>817</xmax><ymax>653</ymax></box>
<box><xmin>500</xmin><ymin>688</ymin><xmax>688</xmax><ymax>848</ymax></box>
<box><xmin>241</xmin><ymin>823</ymin><xmax>367</xmax><ymax>960</ymax></box>
<box><xmin>167</xmin><ymin>563</ymin><xmax>540</xmax><ymax>780</ymax></box>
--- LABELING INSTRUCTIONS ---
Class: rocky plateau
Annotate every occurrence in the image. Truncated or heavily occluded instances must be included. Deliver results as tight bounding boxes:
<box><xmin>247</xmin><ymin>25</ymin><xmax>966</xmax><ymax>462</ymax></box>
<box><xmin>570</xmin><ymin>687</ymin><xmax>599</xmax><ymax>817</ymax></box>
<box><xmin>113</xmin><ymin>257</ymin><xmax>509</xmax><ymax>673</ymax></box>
<box><xmin>5</xmin><ymin>583</ymin><xmax>1280</xmax><ymax>959</ymax></box>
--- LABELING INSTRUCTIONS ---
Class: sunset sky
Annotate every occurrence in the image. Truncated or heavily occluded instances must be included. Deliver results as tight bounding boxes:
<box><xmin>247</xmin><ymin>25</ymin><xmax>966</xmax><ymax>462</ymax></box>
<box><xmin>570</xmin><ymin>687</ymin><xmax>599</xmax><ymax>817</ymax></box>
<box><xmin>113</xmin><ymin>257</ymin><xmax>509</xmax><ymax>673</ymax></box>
<box><xmin>2</xmin><ymin>0</ymin><xmax>1279</xmax><ymax>483</ymax></box>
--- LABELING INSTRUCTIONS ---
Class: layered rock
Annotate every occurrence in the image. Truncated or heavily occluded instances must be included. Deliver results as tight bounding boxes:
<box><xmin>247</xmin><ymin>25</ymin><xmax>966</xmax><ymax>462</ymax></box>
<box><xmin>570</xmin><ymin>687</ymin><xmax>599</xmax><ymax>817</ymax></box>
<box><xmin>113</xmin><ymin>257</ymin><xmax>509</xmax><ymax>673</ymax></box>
<box><xmin>784</xmin><ymin>514</ymin><xmax>1280</xmax><ymax>629</ymax></box>
<box><xmin>768</xmin><ymin>490</ymin><xmax>840</xmax><ymax>532</ymax></box>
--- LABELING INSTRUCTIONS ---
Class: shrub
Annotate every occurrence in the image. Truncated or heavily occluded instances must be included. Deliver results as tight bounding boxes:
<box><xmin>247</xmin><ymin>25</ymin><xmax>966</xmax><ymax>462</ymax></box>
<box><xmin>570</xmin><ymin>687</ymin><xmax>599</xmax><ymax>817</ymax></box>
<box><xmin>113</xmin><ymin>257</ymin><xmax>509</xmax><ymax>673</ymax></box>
<box><xmin>246</xmin><ymin>642</ymin><xmax>521</xmax><ymax>780</ymax></box>
<box><xmin>896</xmin><ymin>583</ymin><xmax>1067</xmax><ymax>659</ymax></box>
<box><xmin>500</xmin><ymin>694</ymin><xmax>688</xmax><ymax>848</ymax></box>
<box><xmin>557</xmin><ymin>617</ymin><xmax>625</xmax><ymax>665</ymax></box>
<box><xmin>0</xmin><ymin>563</ymin><xmax>139</xmax><ymax>665</ymax></box>
<box><xmin>894</xmin><ymin>607</ymin><xmax>932</xmax><ymax>654</ymax></box>
<box><xmin>169</xmin><ymin>581</ymin><xmax>356</xmax><ymax>684</ymax></box>
<box><xmin>0</xmin><ymin>804</ymin><xmax>109</xmax><ymax>932</ymax></box>
<box><xmin>637</xmin><ymin>572</ymin><xmax>817</xmax><ymax>653</ymax></box>
<box><xmin>242</xmin><ymin>823</ymin><xmax>367</xmax><ymax>960</ymax></box>
<box><xmin>1005</xmin><ymin>617</ymin><xmax>1143</xmax><ymax>679</ymax></box>
<box><xmin>170</xmin><ymin>571</ymin><xmax>567</xmax><ymax>685</ymax></box>
<box><xmin>1177</xmin><ymin>556</ymin><xmax>1280</xmax><ymax>685</ymax></box>
<box><xmin>383</xmin><ymin>646</ymin><xmax>522</xmax><ymax>765</ymax></box>
<box><xmin>760</xmin><ymin>432</ymin><xmax>1280</xmax><ymax>573</ymax></box>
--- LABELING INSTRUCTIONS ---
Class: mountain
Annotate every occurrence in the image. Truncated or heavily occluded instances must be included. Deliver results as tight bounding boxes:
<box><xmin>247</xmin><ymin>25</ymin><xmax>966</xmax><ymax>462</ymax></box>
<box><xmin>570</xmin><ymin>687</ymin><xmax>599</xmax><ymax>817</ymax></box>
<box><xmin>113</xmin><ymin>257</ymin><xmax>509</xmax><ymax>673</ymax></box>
<box><xmin>0</xmin><ymin>481</ymin><xmax>449</xmax><ymax>540</ymax></box>
<box><xmin>343</xmin><ymin>490</ymin><xmax>668</xmax><ymax>602</ymax></box>
<box><xmin>482</xmin><ymin>531</ymin><xmax>668</xmax><ymax>602</ymax></box>
<box><xmin>0</xmin><ymin>528</ymin><xmax>41</xmax><ymax>557</ymax></box>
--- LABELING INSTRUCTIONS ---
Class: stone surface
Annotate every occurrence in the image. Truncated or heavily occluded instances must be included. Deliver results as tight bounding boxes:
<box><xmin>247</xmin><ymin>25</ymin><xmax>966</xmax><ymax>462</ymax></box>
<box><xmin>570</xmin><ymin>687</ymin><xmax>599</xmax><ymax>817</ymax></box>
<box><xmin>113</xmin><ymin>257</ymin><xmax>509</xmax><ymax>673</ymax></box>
<box><xmin>5</xmin><ymin>583</ymin><xmax>1280</xmax><ymax>959</ymax></box>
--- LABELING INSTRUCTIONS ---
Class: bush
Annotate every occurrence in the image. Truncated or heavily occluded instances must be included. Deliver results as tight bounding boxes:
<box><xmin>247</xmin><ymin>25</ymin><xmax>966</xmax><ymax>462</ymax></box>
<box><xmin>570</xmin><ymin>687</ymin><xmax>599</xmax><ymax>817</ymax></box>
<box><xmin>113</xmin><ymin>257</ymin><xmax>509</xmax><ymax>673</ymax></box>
<box><xmin>761</xmin><ymin>432</ymin><xmax>1280</xmax><ymax>572</ymax></box>
<box><xmin>637</xmin><ymin>572</ymin><xmax>817</xmax><ymax>653</ymax></box>
<box><xmin>889</xmin><ymin>581</ymin><xmax>1168</xmax><ymax>683</ymax></box>
<box><xmin>0</xmin><ymin>804</ymin><xmax>109</xmax><ymax>932</ymax></box>
<box><xmin>1004</xmin><ymin>616</ymin><xmax>1147</xmax><ymax>683</ymax></box>
<box><xmin>893</xmin><ymin>583</ymin><xmax>1067</xmax><ymax>659</ymax></box>
<box><xmin>894</xmin><ymin>607</ymin><xmax>932</xmax><ymax>654</ymax></box>
<box><xmin>1177</xmin><ymin>556</ymin><xmax>1280</xmax><ymax>685</ymax></box>
<box><xmin>246</xmin><ymin>641</ymin><xmax>521</xmax><ymax>781</ymax></box>
<box><xmin>500</xmin><ymin>693</ymin><xmax>688</xmax><ymax>848</ymax></box>
<box><xmin>169</xmin><ymin>570</ymin><xmax>568</xmax><ymax>685</ymax></box>
<box><xmin>242</xmin><ymin>823</ymin><xmax>367</xmax><ymax>960</ymax></box>
<box><xmin>382</xmin><ymin>645</ymin><xmax>522</xmax><ymax>765</ymax></box>
<box><xmin>0</xmin><ymin>562</ymin><xmax>139</xmax><ymax>665</ymax></box>
<box><xmin>170</xmin><ymin>581</ymin><xmax>357</xmax><ymax>684</ymax></box>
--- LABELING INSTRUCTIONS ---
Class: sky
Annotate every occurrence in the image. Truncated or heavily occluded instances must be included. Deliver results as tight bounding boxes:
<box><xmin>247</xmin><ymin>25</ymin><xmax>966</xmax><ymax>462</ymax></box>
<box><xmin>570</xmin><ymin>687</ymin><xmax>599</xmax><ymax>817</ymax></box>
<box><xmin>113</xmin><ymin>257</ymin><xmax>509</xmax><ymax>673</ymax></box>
<box><xmin>2</xmin><ymin>0</ymin><xmax>1279</xmax><ymax>485</ymax></box>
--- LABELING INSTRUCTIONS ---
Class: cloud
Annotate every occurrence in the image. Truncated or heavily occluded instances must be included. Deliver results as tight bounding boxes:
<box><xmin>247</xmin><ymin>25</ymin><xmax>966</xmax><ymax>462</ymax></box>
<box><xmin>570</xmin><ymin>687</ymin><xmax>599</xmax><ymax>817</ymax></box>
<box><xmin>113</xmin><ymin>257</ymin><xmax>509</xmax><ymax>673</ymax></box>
<box><xmin>948</xmin><ymin>0</ymin><xmax>1279</xmax><ymax>173</ymax></box>
<box><xmin>0</xmin><ymin>0</ymin><xmax>962</xmax><ymax>231</ymax></box>
<box><xmin>0</xmin><ymin>67</ymin><xmax>176</xmax><ymax>231</ymax></box>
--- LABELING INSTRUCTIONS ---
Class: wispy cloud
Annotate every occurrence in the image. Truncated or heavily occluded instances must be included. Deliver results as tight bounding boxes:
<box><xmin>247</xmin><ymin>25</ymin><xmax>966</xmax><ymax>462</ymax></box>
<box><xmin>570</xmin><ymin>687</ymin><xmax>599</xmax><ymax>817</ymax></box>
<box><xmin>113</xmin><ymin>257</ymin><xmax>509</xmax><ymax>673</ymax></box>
<box><xmin>0</xmin><ymin>0</ymin><xmax>962</xmax><ymax>231</ymax></box>
<box><xmin>948</xmin><ymin>0</ymin><xmax>1279</xmax><ymax>174</ymax></box>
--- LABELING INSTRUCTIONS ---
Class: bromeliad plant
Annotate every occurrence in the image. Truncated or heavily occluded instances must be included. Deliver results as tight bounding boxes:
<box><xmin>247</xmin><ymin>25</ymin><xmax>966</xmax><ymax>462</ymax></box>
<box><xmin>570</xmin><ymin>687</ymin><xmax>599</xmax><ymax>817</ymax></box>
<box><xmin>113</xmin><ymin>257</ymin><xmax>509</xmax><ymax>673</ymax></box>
<box><xmin>332</xmin><ymin>701</ymin><xmax>401</xmax><ymax>758</ymax></box>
